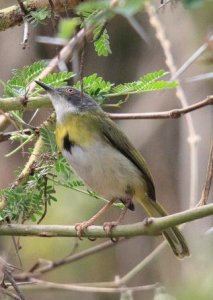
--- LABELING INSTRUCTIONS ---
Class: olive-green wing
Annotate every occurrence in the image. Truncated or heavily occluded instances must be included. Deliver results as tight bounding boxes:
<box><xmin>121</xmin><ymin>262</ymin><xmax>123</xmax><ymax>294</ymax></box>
<box><xmin>98</xmin><ymin>112</ymin><xmax>156</xmax><ymax>201</ymax></box>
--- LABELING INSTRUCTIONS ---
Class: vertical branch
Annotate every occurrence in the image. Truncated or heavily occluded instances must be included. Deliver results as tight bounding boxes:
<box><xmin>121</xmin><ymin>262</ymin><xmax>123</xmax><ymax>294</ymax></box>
<box><xmin>198</xmin><ymin>140</ymin><xmax>213</xmax><ymax>206</ymax></box>
<box><xmin>146</xmin><ymin>3</ymin><xmax>200</xmax><ymax>208</ymax></box>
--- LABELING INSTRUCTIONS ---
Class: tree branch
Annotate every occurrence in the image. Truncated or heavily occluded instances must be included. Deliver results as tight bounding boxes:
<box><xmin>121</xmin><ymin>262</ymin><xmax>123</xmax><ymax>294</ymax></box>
<box><xmin>0</xmin><ymin>0</ymin><xmax>82</xmax><ymax>32</ymax></box>
<box><xmin>14</xmin><ymin>240</ymin><xmax>124</xmax><ymax>280</ymax></box>
<box><xmin>145</xmin><ymin>2</ymin><xmax>200</xmax><ymax>208</ymax></box>
<box><xmin>0</xmin><ymin>203</ymin><xmax>212</xmax><ymax>238</ymax></box>
<box><xmin>198</xmin><ymin>140</ymin><xmax>213</xmax><ymax>206</ymax></box>
<box><xmin>109</xmin><ymin>95</ymin><xmax>213</xmax><ymax>120</ymax></box>
<box><xmin>13</xmin><ymin>279</ymin><xmax>158</xmax><ymax>294</ymax></box>
<box><xmin>0</xmin><ymin>95</ymin><xmax>212</xmax><ymax>119</ymax></box>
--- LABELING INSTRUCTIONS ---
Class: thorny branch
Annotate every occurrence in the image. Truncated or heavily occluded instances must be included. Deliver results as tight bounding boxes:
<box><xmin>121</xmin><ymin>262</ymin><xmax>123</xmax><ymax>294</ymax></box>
<box><xmin>0</xmin><ymin>0</ymin><xmax>82</xmax><ymax>32</ymax></box>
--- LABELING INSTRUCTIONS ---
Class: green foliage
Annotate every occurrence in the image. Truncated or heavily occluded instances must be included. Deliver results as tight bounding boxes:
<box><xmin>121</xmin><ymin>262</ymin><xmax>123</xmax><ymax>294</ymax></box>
<box><xmin>33</xmin><ymin>72</ymin><xmax>74</xmax><ymax>96</ymax></box>
<box><xmin>27</xmin><ymin>8</ymin><xmax>52</xmax><ymax>26</ymax></box>
<box><xmin>4</xmin><ymin>61</ymin><xmax>47</xmax><ymax>97</ymax></box>
<box><xmin>76</xmin><ymin>1</ymin><xmax>109</xmax><ymax>13</ymax></box>
<box><xmin>0</xmin><ymin>173</ymin><xmax>56</xmax><ymax>222</ymax></box>
<box><xmin>108</xmin><ymin>70</ymin><xmax>177</xmax><ymax>96</ymax></box>
<box><xmin>112</xmin><ymin>0</ymin><xmax>145</xmax><ymax>17</ymax></box>
<box><xmin>76</xmin><ymin>0</ymin><xmax>148</xmax><ymax>58</ymax></box>
<box><xmin>40</xmin><ymin>127</ymin><xmax>57</xmax><ymax>154</ymax></box>
<box><xmin>58</xmin><ymin>18</ymin><xmax>81</xmax><ymax>39</ymax></box>
<box><xmin>55</xmin><ymin>155</ymin><xmax>72</xmax><ymax>178</ymax></box>
<box><xmin>4</xmin><ymin>60</ymin><xmax>74</xmax><ymax>97</ymax></box>
<box><xmin>93</xmin><ymin>25</ymin><xmax>111</xmax><ymax>56</ymax></box>
<box><xmin>75</xmin><ymin>74</ymin><xmax>113</xmax><ymax>103</ymax></box>
<box><xmin>77</xmin><ymin>0</ymin><xmax>145</xmax><ymax>18</ymax></box>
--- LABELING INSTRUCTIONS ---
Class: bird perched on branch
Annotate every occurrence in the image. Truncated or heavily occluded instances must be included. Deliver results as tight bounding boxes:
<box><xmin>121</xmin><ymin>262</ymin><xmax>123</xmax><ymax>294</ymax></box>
<box><xmin>35</xmin><ymin>81</ymin><xmax>190</xmax><ymax>258</ymax></box>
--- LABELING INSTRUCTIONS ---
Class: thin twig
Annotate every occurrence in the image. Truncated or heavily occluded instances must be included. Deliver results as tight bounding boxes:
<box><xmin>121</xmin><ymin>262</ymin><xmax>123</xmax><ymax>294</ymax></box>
<box><xmin>36</xmin><ymin>36</ymin><xmax>68</xmax><ymax>46</ymax></box>
<box><xmin>15</xmin><ymin>279</ymin><xmax>159</xmax><ymax>293</ymax></box>
<box><xmin>29</xmin><ymin>26</ymin><xmax>93</xmax><ymax>93</ymax></box>
<box><xmin>15</xmin><ymin>240</ymin><xmax>124</xmax><ymax>280</ymax></box>
<box><xmin>158</xmin><ymin>0</ymin><xmax>173</xmax><ymax>10</ymax></box>
<box><xmin>120</xmin><ymin>241</ymin><xmax>167</xmax><ymax>285</ymax></box>
<box><xmin>21</xmin><ymin>18</ymin><xmax>29</xmax><ymax>50</ymax></box>
<box><xmin>11</xmin><ymin>114</ymin><xmax>55</xmax><ymax>188</ymax></box>
<box><xmin>0</xmin><ymin>287</ymin><xmax>21</xmax><ymax>300</ymax></box>
<box><xmin>0</xmin><ymin>258</ymin><xmax>25</xmax><ymax>300</ymax></box>
<box><xmin>109</xmin><ymin>95</ymin><xmax>213</xmax><ymax>120</ymax></box>
<box><xmin>198</xmin><ymin>140</ymin><xmax>213</xmax><ymax>206</ymax></box>
<box><xmin>127</xmin><ymin>16</ymin><xmax>150</xmax><ymax>44</ymax></box>
<box><xmin>187</xmin><ymin>72</ymin><xmax>213</xmax><ymax>82</ymax></box>
<box><xmin>146</xmin><ymin>3</ymin><xmax>200</xmax><ymax>208</ymax></box>
<box><xmin>171</xmin><ymin>34</ymin><xmax>213</xmax><ymax>81</ymax></box>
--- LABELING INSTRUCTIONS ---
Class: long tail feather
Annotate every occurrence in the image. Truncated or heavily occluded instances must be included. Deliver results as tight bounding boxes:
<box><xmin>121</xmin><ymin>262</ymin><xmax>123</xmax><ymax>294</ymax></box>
<box><xmin>139</xmin><ymin>197</ymin><xmax>190</xmax><ymax>258</ymax></box>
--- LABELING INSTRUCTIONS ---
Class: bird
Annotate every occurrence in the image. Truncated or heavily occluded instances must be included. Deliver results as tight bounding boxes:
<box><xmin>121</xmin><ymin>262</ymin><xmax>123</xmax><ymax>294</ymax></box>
<box><xmin>35</xmin><ymin>80</ymin><xmax>190</xmax><ymax>258</ymax></box>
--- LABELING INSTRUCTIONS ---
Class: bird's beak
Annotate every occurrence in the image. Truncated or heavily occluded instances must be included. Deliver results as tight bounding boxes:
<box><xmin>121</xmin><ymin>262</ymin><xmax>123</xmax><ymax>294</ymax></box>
<box><xmin>35</xmin><ymin>80</ymin><xmax>55</xmax><ymax>93</ymax></box>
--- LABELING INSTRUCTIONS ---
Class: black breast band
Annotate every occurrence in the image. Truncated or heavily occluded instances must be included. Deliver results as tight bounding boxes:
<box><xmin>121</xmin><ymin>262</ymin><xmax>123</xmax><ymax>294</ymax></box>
<box><xmin>63</xmin><ymin>134</ymin><xmax>74</xmax><ymax>153</ymax></box>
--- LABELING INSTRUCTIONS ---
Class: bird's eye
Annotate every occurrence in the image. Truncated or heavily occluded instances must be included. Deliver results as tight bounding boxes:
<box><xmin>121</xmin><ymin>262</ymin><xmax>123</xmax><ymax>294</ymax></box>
<box><xmin>66</xmin><ymin>88</ymin><xmax>75</xmax><ymax>94</ymax></box>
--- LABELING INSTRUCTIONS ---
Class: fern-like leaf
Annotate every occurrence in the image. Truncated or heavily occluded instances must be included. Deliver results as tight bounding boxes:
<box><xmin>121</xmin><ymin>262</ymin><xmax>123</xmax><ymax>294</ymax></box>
<box><xmin>108</xmin><ymin>70</ymin><xmax>176</xmax><ymax>96</ymax></box>
<box><xmin>40</xmin><ymin>127</ymin><xmax>57</xmax><ymax>154</ymax></box>
<box><xmin>93</xmin><ymin>25</ymin><xmax>111</xmax><ymax>56</ymax></box>
<box><xmin>4</xmin><ymin>61</ymin><xmax>47</xmax><ymax>97</ymax></box>
<box><xmin>75</xmin><ymin>74</ymin><xmax>113</xmax><ymax>103</ymax></box>
<box><xmin>33</xmin><ymin>71</ymin><xmax>74</xmax><ymax>96</ymax></box>
<box><xmin>27</xmin><ymin>8</ymin><xmax>51</xmax><ymax>26</ymax></box>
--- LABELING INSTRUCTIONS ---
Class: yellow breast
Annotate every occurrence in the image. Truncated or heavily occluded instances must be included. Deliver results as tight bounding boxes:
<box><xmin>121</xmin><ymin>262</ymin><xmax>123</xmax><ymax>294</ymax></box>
<box><xmin>55</xmin><ymin>113</ymin><xmax>98</xmax><ymax>151</ymax></box>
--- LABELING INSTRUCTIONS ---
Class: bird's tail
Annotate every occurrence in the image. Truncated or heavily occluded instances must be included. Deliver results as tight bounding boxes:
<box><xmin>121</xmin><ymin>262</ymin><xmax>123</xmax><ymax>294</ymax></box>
<box><xmin>139</xmin><ymin>197</ymin><xmax>190</xmax><ymax>258</ymax></box>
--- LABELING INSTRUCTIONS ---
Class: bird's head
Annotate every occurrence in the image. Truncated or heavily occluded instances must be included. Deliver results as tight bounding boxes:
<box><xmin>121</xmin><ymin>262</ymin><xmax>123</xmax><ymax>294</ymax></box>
<box><xmin>35</xmin><ymin>81</ymin><xmax>98</xmax><ymax>121</ymax></box>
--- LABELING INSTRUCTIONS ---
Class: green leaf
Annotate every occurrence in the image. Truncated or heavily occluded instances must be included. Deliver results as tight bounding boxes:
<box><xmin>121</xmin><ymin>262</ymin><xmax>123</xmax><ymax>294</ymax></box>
<box><xmin>55</xmin><ymin>155</ymin><xmax>72</xmax><ymax>177</ymax></box>
<box><xmin>93</xmin><ymin>25</ymin><xmax>111</xmax><ymax>56</ymax></box>
<box><xmin>27</xmin><ymin>8</ymin><xmax>51</xmax><ymax>26</ymax></box>
<box><xmin>4</xmin><ymin>61</ymin><xmax>74</xmax><ymax>97</ymax></box>
<box><xmin>33</xmin><ymin>71</ymin><xmax>75</xmax><ymax>96</ymax></box>
<box><xmin>108</xmin><ymin>70</ymin><xmax>177</xmax><ymax>96</ymax></box>
<box><xmin>112</xmin><ymin>0</ymin><xmax>145</xmax><ymax>17</ymax></box>
<box><xmin>75</xmin><ymin>74</ymin><xmax>113</xmax><ymax>103</ymax></box>
<box><xmin>40</xmin><ymin>127</ymin><xmax>57</xmax><ymax>154</ymax></box>
<box><xmin>4</xmin><ymin>61</ymin><xmax>47</xmax><ymax>97</ymax></box>
<box><xmin>76</xmin><ymin>1</ymin><xmax>110</xmax><ymax>16</ymax></box>
<box><xmin>58</xmin><ymin>18</ymin><xmax>81</xmax><ymax>39</ymax></box>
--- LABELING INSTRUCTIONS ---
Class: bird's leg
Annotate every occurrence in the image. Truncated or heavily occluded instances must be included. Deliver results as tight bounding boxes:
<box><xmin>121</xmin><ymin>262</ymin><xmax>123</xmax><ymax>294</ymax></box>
<box><xmin>103</xmin><ymin>197</ymin><xmax>132</xmax><ymax>234</ymax></box>
<box><xmin>75</xmin><ymin>198</ymin><xmax>116</xmax><ymax>238</ymax></box>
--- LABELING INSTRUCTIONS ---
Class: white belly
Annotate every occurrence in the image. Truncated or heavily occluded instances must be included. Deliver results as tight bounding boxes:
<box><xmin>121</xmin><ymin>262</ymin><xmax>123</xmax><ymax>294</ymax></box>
<box><xmin>62</xmin><ymin>141</ymin><xmax>144</xmax><ymax>200</ymax></box>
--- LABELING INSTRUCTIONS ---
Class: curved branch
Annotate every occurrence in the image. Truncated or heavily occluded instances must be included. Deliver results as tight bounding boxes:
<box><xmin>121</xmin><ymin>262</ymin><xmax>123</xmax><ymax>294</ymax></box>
<box><xmin>0</xmin><ymin>0</ymin><xmax>82</xmax><ymax>32</ymax></box>
<box><xmin>0</xmin><ymin>203</ymin><xmax>213</xmax><ymax>238</ymax></box>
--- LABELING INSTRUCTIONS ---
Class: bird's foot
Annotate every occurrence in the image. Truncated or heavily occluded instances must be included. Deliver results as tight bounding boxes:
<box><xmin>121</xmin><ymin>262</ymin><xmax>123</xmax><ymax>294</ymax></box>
<box><xmin>103</xmin><ymin>221</ymin><xmax>119</xmax><ymax>235</ymax></box>
<box><xmin>74</xmin><ymin>221</ymin><xmax>93</xmax><ymax>239</ymax></box>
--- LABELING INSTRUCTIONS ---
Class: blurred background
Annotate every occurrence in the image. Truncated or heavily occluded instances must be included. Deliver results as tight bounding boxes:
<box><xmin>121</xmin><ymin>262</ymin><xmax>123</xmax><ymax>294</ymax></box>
<box><xmin>0</xmin><ymin>0</ymin><xmax>213</xmax><ymax>299</ymax></box>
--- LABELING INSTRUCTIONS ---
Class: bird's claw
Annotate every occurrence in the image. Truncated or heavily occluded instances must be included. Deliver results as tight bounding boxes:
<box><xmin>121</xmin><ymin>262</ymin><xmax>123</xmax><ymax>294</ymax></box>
<box><xmin>103</xmin><ymin>221</ymin><xmax>118</xmax><ymax>235</ymax></box>
<box><xmin>74</xmin><ymin>221</ymin><xmax>92</xmax><ymax>239</ymax></box>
